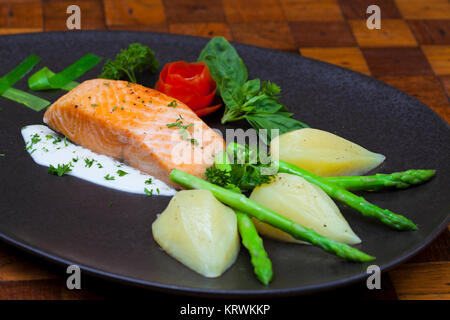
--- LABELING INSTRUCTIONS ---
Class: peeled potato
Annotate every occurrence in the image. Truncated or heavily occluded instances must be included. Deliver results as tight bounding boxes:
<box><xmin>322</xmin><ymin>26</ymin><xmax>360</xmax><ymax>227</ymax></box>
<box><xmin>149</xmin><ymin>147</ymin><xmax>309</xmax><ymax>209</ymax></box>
<box><xmin>152</xmin><ymin>189</ymin><xmax>240</xmax><ymax>278</ymax></box>
<box><xmin>250</xmin><ymin>173</ymin><xmax>361</xmax><ymax>245</ymax></box>
<box><xmin>270</xmin><ymin>128</ymin><xmax>385</xmax><ymax>176</ymax></box>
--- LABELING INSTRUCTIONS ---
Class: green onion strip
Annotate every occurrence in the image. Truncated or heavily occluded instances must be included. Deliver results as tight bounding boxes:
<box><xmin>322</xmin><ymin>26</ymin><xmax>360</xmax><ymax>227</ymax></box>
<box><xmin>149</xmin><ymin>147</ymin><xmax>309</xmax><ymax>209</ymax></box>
<box><xmin>0</xmin><ymin>54</ymin><xmax>51</xmax><ymax>111</ymax></box>
<box><xmin>28</xmin><ymin>53</ymin><xmax>102</xmax><ymax>91</ymax></box>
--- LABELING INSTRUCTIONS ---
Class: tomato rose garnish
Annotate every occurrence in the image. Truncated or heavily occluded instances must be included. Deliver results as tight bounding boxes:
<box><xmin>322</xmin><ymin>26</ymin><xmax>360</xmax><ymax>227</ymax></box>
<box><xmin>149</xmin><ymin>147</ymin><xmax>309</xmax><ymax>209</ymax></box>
<box><xmin>155</xmin><ymin>61</ymin><xmax>220</xmax><ymax>116</ymax></box>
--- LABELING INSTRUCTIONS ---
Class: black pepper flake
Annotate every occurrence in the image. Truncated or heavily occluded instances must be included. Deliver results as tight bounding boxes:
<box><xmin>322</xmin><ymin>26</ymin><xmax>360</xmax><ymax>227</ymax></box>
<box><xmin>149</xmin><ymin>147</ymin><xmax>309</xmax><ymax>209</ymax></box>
<box><xmin>74</xmin><ymin>105</ymin><xmax>78</xmax><ymax>109</ymax></box>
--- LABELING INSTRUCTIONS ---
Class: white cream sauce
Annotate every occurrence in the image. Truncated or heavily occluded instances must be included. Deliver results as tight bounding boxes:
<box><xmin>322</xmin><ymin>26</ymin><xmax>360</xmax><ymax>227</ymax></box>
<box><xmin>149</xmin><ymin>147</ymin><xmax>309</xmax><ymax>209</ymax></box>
<box><xmin>22</xmin><ymin>125</ymin><xmax>176</xmax><ymax>196</ymax></box>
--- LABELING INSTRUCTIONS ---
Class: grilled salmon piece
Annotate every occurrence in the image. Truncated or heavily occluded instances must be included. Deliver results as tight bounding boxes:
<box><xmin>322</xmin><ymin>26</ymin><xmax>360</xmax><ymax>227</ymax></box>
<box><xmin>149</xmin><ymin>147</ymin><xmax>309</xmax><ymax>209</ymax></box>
<box><xmin>43</xmin><ymin>79</ymin><xmax>225</xmax><ymax>187</ymax></box>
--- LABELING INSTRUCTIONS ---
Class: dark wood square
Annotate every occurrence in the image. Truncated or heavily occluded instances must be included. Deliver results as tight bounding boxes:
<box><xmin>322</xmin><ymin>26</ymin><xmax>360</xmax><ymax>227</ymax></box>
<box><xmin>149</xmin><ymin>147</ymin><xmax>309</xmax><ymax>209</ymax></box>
<box><xmin>362</xmin><ymin>47</ymin><xmax>434</xmax><ymax>76</ymax></box>
<box><xmin>163</xmin><ymin>0</ymin><xmax>225</xmax><ymax>23</ymax></box>
<box><xmin>290</xmin><ymin>21</ymin><xmax>357</xmax><ymax>47</ymax></box>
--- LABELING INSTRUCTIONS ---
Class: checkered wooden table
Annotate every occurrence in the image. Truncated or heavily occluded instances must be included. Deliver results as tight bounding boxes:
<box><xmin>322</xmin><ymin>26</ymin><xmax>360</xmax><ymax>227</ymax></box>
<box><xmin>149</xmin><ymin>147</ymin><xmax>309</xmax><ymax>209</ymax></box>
<box><xmin>0</xmin><ymin>0</ymin><xmax>449</xmax><ymax>300</ymax></box>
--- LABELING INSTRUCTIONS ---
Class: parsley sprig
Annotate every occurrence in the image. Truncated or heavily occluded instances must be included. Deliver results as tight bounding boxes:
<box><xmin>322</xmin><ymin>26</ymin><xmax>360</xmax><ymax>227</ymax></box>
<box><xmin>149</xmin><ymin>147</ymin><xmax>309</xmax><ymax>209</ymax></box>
<box><xmin>99</xmin><ymin>43</ymin><xmax>159</xmax><ymax>83</ymax></box>
<box><xmin>205</xmin><ymin>143</ymin><xmax>275</xmax><ymax>192</ymax></box>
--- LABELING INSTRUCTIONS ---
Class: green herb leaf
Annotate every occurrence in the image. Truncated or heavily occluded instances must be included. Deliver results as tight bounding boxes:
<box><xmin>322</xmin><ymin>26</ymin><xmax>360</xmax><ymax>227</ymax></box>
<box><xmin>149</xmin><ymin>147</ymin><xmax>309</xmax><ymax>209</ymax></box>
<box><xmin>99</xmin><ymin>43</ymin><xmax>159</xmax><ymax>83</ymax></box>
<box><xmin>198</xmin><ymin>37</ymin><xmax>309</xmax><ymax>141</ymax></box>
<box><xmin>117</xmin><ymin>169</ymin><xmax>128</xmax><ymax>177</ymax></box>
<box><xmin>48</xmin><ymin>163</ymin><xmax>72</xmax><ymax>176</ymax></box>
<box><xmin>84</xmin><ymin>158</ymin><xmax>95</xmax><ymax>168</ymax></box>
<box><xmin>104</xmin><ymin>174</ymin><xmax>115</xmax><ymax>181</ymax></box>
<box><xmin>198</xmin><ymin>36</ymin><xmax>248</xmax><ymax>93</ymax></box>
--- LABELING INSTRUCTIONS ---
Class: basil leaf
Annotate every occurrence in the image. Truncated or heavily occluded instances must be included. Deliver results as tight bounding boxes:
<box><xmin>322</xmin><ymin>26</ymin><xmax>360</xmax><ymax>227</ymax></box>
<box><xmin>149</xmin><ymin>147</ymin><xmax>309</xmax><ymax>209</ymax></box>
<box><xmin>245</xmin><ymin>112</ymin><xmax>309</xmax><ymax>141</ymax></box>
<box><xmin>242</xmin><ymin>79</ymin><xmax>260</xmax><ymax>100</ymax></box>
<box><xmin>198</xmin><ymin>37</ymin><xmax>247</xmax><ymax>91</ymax></box>
<box><xmin>198</xmin><ymin>36</ymin><xmax>309</xmax><ymax>139</ymax></box>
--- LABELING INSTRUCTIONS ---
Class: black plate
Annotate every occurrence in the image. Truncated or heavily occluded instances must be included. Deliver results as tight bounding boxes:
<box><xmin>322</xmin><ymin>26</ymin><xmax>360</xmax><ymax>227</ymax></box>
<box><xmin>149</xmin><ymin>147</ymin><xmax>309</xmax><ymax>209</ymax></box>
<box><xmin>0</xmin><ymin>31</ymin><xmax>449</xmax><ymax>297</ymax></box>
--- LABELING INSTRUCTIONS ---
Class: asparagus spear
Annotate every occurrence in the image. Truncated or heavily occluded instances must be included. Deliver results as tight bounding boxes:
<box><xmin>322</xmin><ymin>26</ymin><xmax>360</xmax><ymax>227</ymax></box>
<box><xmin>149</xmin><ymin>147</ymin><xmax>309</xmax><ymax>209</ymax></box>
<box><xmin>214</xmin><ymin>151</ymin><xmax>273</xmax><ymax>285</ymax></box>
<box><xmin>170</xmin><ymin>169</ymin><xmax>375</xmax><ymax>262</ymax></box>
<box><xmin>236</xmin><ymin>211</ymin><xmax>273</xmax><ymax>285</ymax></box>
<box><xmin>325</xmin><ymin>170</ymin><xmax>436</xmax><ymax>191</ymax></box>
<box><xmin>277</xmin><ymin>160</ymin><xmax>418</xmax><ymax>231</ymax></box>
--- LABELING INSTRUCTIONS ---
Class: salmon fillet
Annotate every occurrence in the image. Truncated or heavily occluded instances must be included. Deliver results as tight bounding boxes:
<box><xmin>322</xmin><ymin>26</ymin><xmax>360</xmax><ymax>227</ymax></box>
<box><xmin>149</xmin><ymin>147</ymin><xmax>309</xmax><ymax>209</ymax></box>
<box><xmin>43</xmin><ymin>79</ymin><xmax>225</xmax><ymax>187</ymax></box>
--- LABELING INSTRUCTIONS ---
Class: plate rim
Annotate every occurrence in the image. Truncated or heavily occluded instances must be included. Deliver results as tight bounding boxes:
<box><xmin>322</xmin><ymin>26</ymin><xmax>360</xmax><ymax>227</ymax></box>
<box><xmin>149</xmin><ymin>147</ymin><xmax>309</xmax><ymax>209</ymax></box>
<box><xmin>0</xmin><ymin>30</ymin><xmax>449</xmax><ymax>297</ymax></box>
<box><xmin>0</xmin><ymin>215</ymin><xmax>448</xmax><ymax>297</ymax></box>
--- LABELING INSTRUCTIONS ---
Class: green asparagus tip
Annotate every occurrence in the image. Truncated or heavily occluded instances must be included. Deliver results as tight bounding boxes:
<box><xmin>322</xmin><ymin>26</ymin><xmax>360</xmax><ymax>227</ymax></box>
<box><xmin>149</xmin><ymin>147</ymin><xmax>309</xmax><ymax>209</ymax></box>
<box><xmin>361</xmin><ymin>253</ymin><xmax>376</xmax><ymax>262</ymax></box>
<box><xmin>259</xmin><ymin>272</ymin><xmax>273</xmax><ymax>285</ymax></box>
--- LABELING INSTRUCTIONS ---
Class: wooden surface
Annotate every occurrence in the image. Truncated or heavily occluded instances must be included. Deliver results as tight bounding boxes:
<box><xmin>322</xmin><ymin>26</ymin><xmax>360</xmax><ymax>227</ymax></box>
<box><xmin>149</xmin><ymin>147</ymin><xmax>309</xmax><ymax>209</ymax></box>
<box><xmin>0</xmin><ymin>0</ymin><xmax>449</xmax><ymax>301</ymax></box>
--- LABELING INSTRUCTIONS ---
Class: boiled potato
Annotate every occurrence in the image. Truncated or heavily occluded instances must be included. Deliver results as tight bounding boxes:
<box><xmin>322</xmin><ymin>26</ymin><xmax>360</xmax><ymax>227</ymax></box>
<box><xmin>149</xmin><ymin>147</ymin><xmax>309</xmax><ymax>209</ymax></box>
<box><xmin>250</xmin><ymin>173</ymin><xmax>361</xmax><ymax>245</ymax></box>
<box><xmin>270</xmin><ymin>128</ymin><xmax>385</xmax><ymax>176</ymax></box>
<box><xmin>152</xmin><ymin>189</ymin><xmax>240</xmax><ymax>278</ymax></box>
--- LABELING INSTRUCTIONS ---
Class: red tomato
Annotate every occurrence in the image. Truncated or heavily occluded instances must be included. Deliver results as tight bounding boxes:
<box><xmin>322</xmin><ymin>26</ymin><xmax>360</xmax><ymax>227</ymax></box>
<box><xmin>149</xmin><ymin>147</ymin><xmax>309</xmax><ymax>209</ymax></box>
<box><xmin>155</xmin><ymin>61</ymin><xmax>220</xmax><ymax>116</ymax></box>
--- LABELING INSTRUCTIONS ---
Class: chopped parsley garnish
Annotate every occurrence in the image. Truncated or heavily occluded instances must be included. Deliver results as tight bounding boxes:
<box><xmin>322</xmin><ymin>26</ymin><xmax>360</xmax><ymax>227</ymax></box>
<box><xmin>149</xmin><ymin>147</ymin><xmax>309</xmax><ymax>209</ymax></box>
<box><xmin>145</xmin><ymin>178</ymin><xmax>153</xmax><ymax>185</ymax></box>
<box><xmin>166</xmin><ymin>118</ymin><xmax>197</xmax><ymax>144</ymax></box>
<box><xmin>156</xmin><ymin>188</ymin><xmax>160</xmax><ymax>194</ymax></box>
<box><xmin>48</xmin><ymin>163</ymin><xmax>72</xmax><ymax>176</ymax></box>
<box><xmin>97</xmin><ymin>162</ymin><xmax>103</xmax><ymax>169</ymax></box>
<box><xmin>91</xmin><ymin>103</ymin><xmax>98</xmax><ymax>107</ymax></box>
<box><xmin>166</xmin><ymin>118</ymin><xmax>193</xmax><ymax>130</ymax></box>
<box><xmin>144</xmin><ymin>188</ymin><xmax>153</xmax><ymax>196</ymax></box>
<box><xmin>104</xmin><ymin>82</ymin><xmax>110</xmax><ymax>86</ymax></box>
<box><xmin>46</xmin><ymin>134</ymin><xmax>53</xmax><ymax>140</ymax></box>
<box><xmin>72</xmin><ymin>157</ymin><xmax>79</xmax><ymax>162</ymax></box>
<box><xmin>64</xmin><ymin>136</ymin><xmax>68</xmax><ymax>147</ymax></box>
<box><xmin>0</xmin><ymin>153</ymin><xmax>4</xmax><ymax>157</ymax></box>
<box><xmin>117</xmin><ymin>170</ymin><xmax>128</xmax><ymax>177</ymax></box>
<box><xmin>111</xmin><ymin>106</ymin><xmax>117</xmax><ymax>112</ymax></box>
<box><xmin>104</xmin><ymin>174</ymin><xmax>115</xmax><ymax>181</ymax></box>
<box><xmin>121</xmin><ymin>106</ymin><xmax>124</xmax><ymax>110</ymax></box>
<box><xmin>31</xmin><ymin>134</ymin><xmax>41</xmax><ymax>144</ymax></box>
<box><xmin>84</xmin><ymin>158</ymin><xmax>95</xmax><ymax>168</ymax></box>
<box><xmin>52</xmin><ymin>137</ymin><xmax>62</xmax><ymax>145</ymax></box>
<box><xmin>26</xmin><ymin>134</ymin><xmax>41</xmax><ymax>150</ymax></box>
<box><xmin>168</xmin><ymin>100</ymin><xmax>177</xmax><ymax>108</ymax></box>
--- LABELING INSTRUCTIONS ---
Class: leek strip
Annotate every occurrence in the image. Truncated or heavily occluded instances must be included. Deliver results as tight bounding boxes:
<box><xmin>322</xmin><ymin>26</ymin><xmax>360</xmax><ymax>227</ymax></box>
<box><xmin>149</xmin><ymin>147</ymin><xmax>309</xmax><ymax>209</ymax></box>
<box><xmin>28</xmin><ymin>67</ymin><xmax>78</xmax><ymax>91</ymax></box>
<box><xmin>28</xmin><ymin>53</ymin><xmax>102</xmax><ymax>91</ymax></box>
<box><xmin>0</xmin><ymin>54</ymin><xmax>51</xmax><ymax>111</ymax></box>
<box><xmin>2</xmin><ymin>87</ymin><xmax>50</xmax><ymax>111</ymax></box>
<box><xmin>0</xmin><ymin>54</ymin><xmax>41</xmax><ymax>95</ymax></box>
